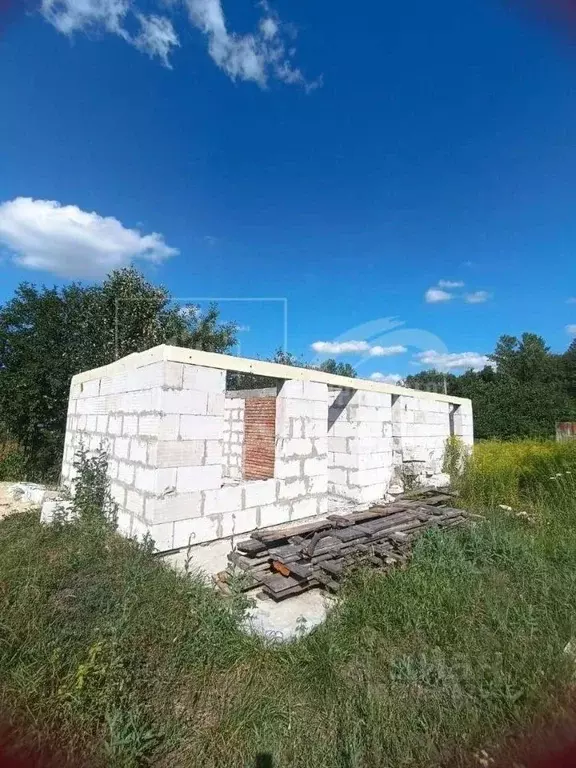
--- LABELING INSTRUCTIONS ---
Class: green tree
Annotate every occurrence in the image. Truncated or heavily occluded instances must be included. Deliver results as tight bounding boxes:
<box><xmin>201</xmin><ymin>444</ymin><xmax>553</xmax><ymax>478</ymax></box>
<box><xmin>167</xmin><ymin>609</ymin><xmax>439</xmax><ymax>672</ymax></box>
<box><xmin>490</xmin><ymin>333</ymin><xmax>560</xmax><ymax>384</ymax></box>
<box><xmin>490</xmin><ymin>334</ymin><xmax>520</xmax><ymax>378</ymax></box>
<box><xmin>404</xmin><ymin>370</ymin><xmax>458</xmax><ymax>394</ymax></box>
<box><xmin>563</xmin><ymin>338</ymin><xmax>576</xmax><ymax>399</ymax></box>
<box><xmin>408</xmin><ymin>334</ymin><xmax>575</xmax><ymax>440</ymax></box>
<box><xmin>227</xmin><ymin>349</ymin><xmax>359</xmax><ymax>391</ymax></box>
<box><xmin>317</xmin><ymin>359</ymin><xmax>357</xmax><ymax>377</ymax></box>
<box><xmin>0</xmin><ymin>268</ymin><xmax>236</xmax><ymax>479</ymax></box>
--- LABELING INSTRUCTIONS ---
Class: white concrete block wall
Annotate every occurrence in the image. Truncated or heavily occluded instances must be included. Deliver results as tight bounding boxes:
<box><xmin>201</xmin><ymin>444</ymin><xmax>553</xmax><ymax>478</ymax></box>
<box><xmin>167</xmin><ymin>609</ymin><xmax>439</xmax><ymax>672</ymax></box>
<box><xmin>61</xmin><ymin>348</ymin><xmax>473</xmax><ymax>552</ymax></box>
<box><xmin>63</xmin><ymin>362</ymin><xmax>162</xmax><ymax>537</ymax></box>
<box><xmin>135</xmin><ymin>374</ymin><xmax>328</xmax><ymax>550</ymax></box>
<box><xmin>453</xmin><ymin>401</ymin><xmax>474</xmax><ymax>450</ymax></box>
<box><xmin>62</xmin><ymin>360</ymin><xmax>227</xmax><ymax>544</ymax></box>
<box><xmin>160</xmin><ymin>379</ymin><xmax>330</xmax><ymax>550</ymax></box>
<box><xmin>392</xmin><ymin>396</ymin><xmax>451</xmax><ymax>481</ymax></box>
<box><xmin>147</xmin><ymin>363</ymin><xmax>227</xmax><ymax>548</ymax></box>
<box><xmin>328</xmin><ymin>388</ymin><xmax>393</xmax><ymax>503</ymax></box>
<box><xmin>223</xmin><ymin>397</ymin><xmax>245</xmax><ymax>480</ymax></box>
<box><xmin>273</xmin><ymin>378</ymin><xmax>328</xmax><ymax>520</ymax></box>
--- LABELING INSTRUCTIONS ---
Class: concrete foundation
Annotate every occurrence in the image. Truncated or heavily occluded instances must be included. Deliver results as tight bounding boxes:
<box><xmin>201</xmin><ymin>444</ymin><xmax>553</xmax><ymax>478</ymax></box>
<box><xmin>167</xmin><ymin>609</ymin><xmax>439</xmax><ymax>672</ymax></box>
<box><xmin>60</xmin><ymin>344</ymin><xmax>473</xmax><ymax>552</ymax></box>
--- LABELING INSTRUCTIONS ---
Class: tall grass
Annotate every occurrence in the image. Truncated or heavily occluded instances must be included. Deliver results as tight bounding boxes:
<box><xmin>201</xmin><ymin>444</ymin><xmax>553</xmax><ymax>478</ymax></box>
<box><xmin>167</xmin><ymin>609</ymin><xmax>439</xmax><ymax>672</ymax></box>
<box><xmin>2</xmin><ymin>441</ymin><xmax>576</xmax><ymax>766</ymax></box>
<box><xmin>458</xmin><ymin>439</ymin><xmax>576</xmax><ymax>511</ymax></box>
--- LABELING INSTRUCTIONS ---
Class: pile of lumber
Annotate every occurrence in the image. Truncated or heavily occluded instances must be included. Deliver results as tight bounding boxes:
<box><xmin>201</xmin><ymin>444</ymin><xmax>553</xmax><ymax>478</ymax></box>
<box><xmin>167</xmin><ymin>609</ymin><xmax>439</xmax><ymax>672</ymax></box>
<box><xmin>216</xmin><ymin>490</ymin><xmax>469</xmax><ymax>601</ymax></box>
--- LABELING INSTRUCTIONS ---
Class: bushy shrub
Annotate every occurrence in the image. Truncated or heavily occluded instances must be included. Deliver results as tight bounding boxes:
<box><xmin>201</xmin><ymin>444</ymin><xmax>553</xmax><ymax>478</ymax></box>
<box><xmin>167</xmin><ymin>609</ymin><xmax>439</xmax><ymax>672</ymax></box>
<box><xmin>0</xmin><ymin>440</ymin><xmax>25</xmax><ymax>481</ymax></box>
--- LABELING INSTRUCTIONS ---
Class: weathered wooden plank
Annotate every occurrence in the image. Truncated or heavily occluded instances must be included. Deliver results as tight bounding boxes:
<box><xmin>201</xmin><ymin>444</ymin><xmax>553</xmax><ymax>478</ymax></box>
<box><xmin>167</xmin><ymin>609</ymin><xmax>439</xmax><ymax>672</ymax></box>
<box><xmin>339</xmin><ymin>538</ymin><xmax>370</xmax><ymax>555</ymax></box>
<box><xmin>326</xmin><ymin>514</ymin><xmax>355</xmax><ymax>527</ymax></box>
<box><xmin>236</xmin><ymin>539</ymin><xmax>268</xmax><ymax>555</ymax></box>
<box><xmin>252</xmin><ymin>572</ymin><xmax>300</xmax><ymax>591</ymax></box>
<box><xmin>252</xmin><ymin>519</ymin><xmax>333</xmax><ymax>544</ymax></box>
<box><xmin>313</xmin><ymin>568</ymin><xmax>334</xmax><ymax>585</ymax></box>
<box><xmin>417</xmin><ymin>494</ymin><xmax>452</xmax><ymax>507</ymax></box>
<box><xmin>285</xmin><ymin>561</ymin><xmax>314</xmax><ymax>580</ymax></box>
<box><xmin>330</xmin><ymin>526</ymin><xmax>370</xmax><ymax>542</ymax></box>
<box><xmin>329</xmin><ymin>503</ymin><xmax>411</xmax><ymax>526</ymax></box>
<box><xmin>265</xmin><ymin>580</ymin><xmax>318</xmax><ymax>602</ymax></box>
<box><xmin>412</xmin><ymin>508</ymin><xmax>434</xmax><ymax>522</ymax></box>
<box><xmin>311</xmin><ymin>548</ymin><xmax>344</xmax><ymax>565</ymax></box>
<box><xmin>229</xmin><ymin>496</ymin><xmax>469</xmax><ymax>601</ymax></box>
<box><xmin>271</xmin><ymin>551</ymin><xmax>303</xmax><ymax>565</ymax></box>
<box><xmin>359</xmin><ymin>512</ymin><xmax>415</xmax><ymax>533</ymax></box>
<box><xmin>267</xmin><ymin>544</ymin><xmax>302</xmax><ymax>559</ymax></box>
<box><xmin>228</xmin><ymin>551</ymin><xmax>271</xmax><ymax>571</ymax></box>
<box><xmin>372</xmin><ymin>547</ymin><xmax>406</xmax><ymax>563</ymax></box>
<box><xmin>436</xmin><ymin>508</ymin><xmax>462</xmax><ymax>520</ymax></box>
<box><xmin>328</xmin><ymin>511</ymin><xmax>380</xmax><ymax>526</ymax></box>
<box><xmin>425</xmin><ymin>506</ymin><xmax>444</xmax><ymax>516</ymax></box>
<box><xmin>320</xmin><ymin>559</ymin><xmax>345</xmax><ymax>576</ymax></box>
<box><xmin>370</xmin><ymin>543</ymin><xmax>396</xmax><ymax>556</ymax></box>
<box><xmin>369</xmin><ymin>503</ymin><xmax>413</xmax><ymax>515</ymax></box>
<box><xmin>304</xmin><ymin>532</ymin><xmax>344</xmax><ymax>557</ymax></box>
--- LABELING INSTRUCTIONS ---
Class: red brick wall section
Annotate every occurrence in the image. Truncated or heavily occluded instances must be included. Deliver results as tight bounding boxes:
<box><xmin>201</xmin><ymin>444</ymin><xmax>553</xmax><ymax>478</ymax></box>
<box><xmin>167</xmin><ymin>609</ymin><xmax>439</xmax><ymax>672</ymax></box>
<box><xmin>243</xmin><ymin>397</ymin><xmax>276</xmax><ymax>480</ymax></box>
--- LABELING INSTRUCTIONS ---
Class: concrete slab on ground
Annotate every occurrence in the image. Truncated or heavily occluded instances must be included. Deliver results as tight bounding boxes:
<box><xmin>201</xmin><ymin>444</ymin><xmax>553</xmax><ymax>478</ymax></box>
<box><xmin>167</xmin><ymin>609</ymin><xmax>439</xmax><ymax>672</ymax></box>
<box><xmin>242</xmin><ymin>589</ymin><xmax>337</xmax><ymax>642</ymax></box>
<box><xmin>0</xmin><ymin>481</ymin><xmax>57</xmax><ymax>521</ymax></box>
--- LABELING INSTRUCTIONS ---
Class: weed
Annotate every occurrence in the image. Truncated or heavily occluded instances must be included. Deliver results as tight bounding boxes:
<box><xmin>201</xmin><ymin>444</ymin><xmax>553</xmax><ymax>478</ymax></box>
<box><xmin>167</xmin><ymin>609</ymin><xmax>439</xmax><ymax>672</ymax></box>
<box><xmin>457</xmin><ymin>438</ymin><xmax>576</xmax><ymax>511</ymax></box>
<box><xmin>1</xmin><ymin>441</ymin><xmax>576</xmax><ymax>766</ymax></box>
<box><xmin>442</xmin><ymin>435</ymin><xmax>466</xmax><ymax>484</ymax></box>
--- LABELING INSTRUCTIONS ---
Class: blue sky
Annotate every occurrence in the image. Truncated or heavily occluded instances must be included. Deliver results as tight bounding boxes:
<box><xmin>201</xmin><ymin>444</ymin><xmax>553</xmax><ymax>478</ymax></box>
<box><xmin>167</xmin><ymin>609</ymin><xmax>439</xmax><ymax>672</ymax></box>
<box><xmin>1</xmin><ymin>0</ymin><xmax>576</xmax><ymax>383</ymax></box>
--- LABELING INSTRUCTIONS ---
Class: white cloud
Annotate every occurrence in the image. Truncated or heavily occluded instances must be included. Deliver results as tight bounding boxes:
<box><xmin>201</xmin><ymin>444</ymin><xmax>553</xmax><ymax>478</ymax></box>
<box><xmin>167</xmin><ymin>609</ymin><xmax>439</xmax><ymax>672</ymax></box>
<box><xmin>566</xmin><ymin>325</ymin><xmax>576</xmax><ymax>335</ymax></box>
<box><xmin>438</xmin><ymin>279</ymin><xmax>464</xmax><ymax>289</ymax></box>
<box><xmin>414</xmin><ymin>350</ymin><xmax>491</xmax><ymax>372</ymax></box>
<box><xmin>185</xmin><ymin>0</ymin><xmax>317</xmax><ymax>88</ymax></box>
<box><xmin>40</xmin><ymin>0</ymin><xmax>317</xmax><ymax>88</ymax></box>
<box><xmin>41</xmin><ymin>0</ymin><xmax>179</xmax><ymax>66</ymax></box>
<box><xmin>370</xmin><ymin>372</ymin><xmax>404</xmax><ymax>385</ymax></box>
<box><xmin>425</xmin><ymin>288</ymin><xmax>453</xmax><ymax>303</ymax></box>
<box><xmin>464</xmin><ymin>290</ymin><xmax>491</xmax><ymax>304</ymax></box>
<box><xmin>567</xmin><ymin>298</ymin><xmax>576</xmax><ymax>304</ymax></box>
<box><xmin>312</xmin><ymin>340</ymin><xmax>369</xmax><ymax>355</ymax></box>
<box><xmin>260</xmin><ymin>17</ymin><xmax>278</xmax><ymax>40</ymax></box>
<box><xmin>133</xmin><ymin>14</ymin><xmax>180</xmax><ymax>67</ymax></box>
<box><xmin>426</xmin><ymin>282</ymin><xmax>491</xmax><ymax>305</ymax></box>
<box><xmin>0</xmin><ymin>197</ymin><xmax>177</xmax><ymax>279</ymax></box>
<box><xmin>41</xmin><ymin>0</ymin><xmax>128</xmax><ymax>35</ymax></box>
<box><xmin>311</xmin><ymin>340</ymin><xmax>406</xmax><ymax>357</ymax></box>
<box><xmin>369</xmin><ymin>344</ymin><xmax>407</xmax><ymax>357</ymax></box>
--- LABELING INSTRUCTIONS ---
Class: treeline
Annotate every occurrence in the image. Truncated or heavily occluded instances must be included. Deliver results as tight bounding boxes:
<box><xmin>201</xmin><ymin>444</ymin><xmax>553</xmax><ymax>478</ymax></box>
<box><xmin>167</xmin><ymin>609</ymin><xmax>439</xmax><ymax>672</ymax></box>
<box><xmin>405</xmin><ymin>334</ymin><xmax>576</xmax><ymax>440</ymax></box>
<box><xmin>0</xmin><ymin>268</ymin><xmax>353</xmax><ymax>480</ymax></box>
<box><xmin>1</xmin><ymin>267</ymin><xmax>572</xmax><ymax>480</ymax></box>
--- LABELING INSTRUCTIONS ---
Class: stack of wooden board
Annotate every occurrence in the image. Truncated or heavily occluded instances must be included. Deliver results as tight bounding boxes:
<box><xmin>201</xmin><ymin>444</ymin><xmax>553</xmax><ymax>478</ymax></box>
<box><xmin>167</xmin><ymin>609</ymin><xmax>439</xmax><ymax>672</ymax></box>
<box><xmin>216</xmin><ymin>490</ymin><xmax>469</xmax><ymax>601</ymax></box>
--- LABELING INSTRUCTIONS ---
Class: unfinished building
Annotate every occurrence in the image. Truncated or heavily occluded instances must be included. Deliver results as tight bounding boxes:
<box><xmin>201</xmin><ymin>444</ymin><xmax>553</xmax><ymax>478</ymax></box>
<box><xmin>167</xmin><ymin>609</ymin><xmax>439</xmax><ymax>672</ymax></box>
<box><xmin>59</xmin><ymin>345</ymin><xmax>473</xmax><ymax>551</ymax></box>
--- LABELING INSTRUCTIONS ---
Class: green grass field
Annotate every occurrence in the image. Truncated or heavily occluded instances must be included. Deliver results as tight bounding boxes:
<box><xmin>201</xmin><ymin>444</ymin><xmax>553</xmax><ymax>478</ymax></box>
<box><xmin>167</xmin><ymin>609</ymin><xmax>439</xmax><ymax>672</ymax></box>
<box><xmin>2</xmin><ymin>441</ymin><xmax>576</xmax><ymax>767</ymax></box>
